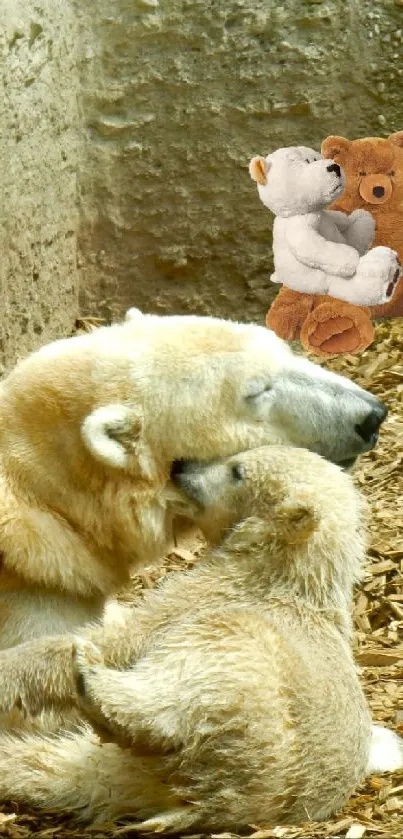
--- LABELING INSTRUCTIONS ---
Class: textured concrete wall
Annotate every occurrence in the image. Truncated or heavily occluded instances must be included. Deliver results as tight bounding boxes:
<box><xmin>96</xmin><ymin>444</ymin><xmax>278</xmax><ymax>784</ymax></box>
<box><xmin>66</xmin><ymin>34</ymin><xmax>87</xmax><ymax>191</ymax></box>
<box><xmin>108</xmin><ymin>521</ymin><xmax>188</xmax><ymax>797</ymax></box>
<box><xmin>0</xmin><ymin>0</ymin><xmax>81</xmax><ymax>371</ymax></box>
<box><xmin>357</xmin><ymin>0</ymin><xmax>403</xmax><ymax>134</ymax></box>
<box><xmin>2</xmin><ymin>0</ymin><xmax>402</xmax><ymax>365</ymax></box>
<box><xmin>76</xmin><ymin>0</ymin><xmax>403</xmax><ymax>325</ymax></box>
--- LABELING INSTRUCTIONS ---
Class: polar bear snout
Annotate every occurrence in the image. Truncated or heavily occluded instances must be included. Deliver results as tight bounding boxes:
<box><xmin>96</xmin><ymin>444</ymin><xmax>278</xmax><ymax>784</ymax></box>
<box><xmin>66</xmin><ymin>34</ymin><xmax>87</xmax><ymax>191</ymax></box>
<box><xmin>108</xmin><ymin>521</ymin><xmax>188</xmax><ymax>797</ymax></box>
<box><xmin>263</xmin><ymin>356</ymin><xmax>388</xmax><ymax>465</ymax></box>
<box><xmin>170</xmin><ymin>459</ymin><xmax>213</xmax><ymax>506</ymax></box>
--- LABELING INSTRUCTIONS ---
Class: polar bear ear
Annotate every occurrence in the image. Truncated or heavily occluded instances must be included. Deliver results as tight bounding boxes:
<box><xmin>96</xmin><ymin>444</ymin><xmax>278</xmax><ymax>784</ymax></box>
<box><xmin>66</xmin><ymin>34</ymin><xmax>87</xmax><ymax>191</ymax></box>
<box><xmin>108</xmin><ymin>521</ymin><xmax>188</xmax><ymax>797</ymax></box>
<box><xmin>249</xmin><ymin>155</ymin><xmax>271</xmax><ymax>185</ymax></box>
<box><xmin>388</xmin><ymin>131</ymin><xmax>403</xmax><ymax>148</ymax></box>
<box><xmin>278</xmin><ymin>501</ymin><xmax>319</xmax><ymax>545</ymax></box>
<box><xmin>223</xmin><ymin>503</ymin><xmax>318</xmax><ymax>554</ymax></box>
<box><xmin>124</xmin><ymin>307</ymin><xmax>144</xmax><ymax>323</ymax></box>
<box><xmin>321</xmin><ymin>136</ymin><xmax>351</xmax><ymax>159</ymax></box>
<box><xmin>81</xmin><ymin>404</ymin><xmax>154</xmax><ymax>478</ymax></box>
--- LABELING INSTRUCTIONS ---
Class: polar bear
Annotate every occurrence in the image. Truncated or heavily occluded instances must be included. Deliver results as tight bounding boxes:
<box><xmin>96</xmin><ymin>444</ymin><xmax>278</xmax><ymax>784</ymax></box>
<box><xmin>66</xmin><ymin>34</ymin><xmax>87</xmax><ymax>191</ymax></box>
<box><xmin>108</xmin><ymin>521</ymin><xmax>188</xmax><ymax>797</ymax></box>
<box><xmin>0</xmin><ymin>310</ymin><xmax>387</xmax><ymax>655</ymax></box>
<box><xmin>0</xmin><ymin>446</ymin><xmax>401</xmax><ymax>830</ymax></box>
<box><xmin>249</xmin><ymin>145</ymin><xmax>401</xmax><ymax>306</ymax></box>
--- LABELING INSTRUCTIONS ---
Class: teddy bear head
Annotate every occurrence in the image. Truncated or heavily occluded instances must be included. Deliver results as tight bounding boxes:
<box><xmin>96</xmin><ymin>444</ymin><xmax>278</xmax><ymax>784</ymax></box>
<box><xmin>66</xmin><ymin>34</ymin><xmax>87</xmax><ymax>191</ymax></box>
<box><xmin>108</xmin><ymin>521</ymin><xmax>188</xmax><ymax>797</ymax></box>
<box><xmin>249</xmin><ymin>146</ymin><xmax>346</xmax><ymax>218</ymax></box>
<box><xmin>321</xmin><ymin>132</ymin><xmax>403</xmax><ymax>214</ymax></box>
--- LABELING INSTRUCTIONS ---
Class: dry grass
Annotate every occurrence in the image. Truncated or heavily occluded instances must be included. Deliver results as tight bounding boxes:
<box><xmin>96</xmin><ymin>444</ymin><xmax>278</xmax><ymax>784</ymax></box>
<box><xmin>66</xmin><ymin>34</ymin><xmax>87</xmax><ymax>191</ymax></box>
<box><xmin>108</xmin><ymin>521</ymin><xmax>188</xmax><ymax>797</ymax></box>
<box><xmin>1</xmin><ymin>319</ymin><xmax>403</xmax><ymax>838</ymax></box>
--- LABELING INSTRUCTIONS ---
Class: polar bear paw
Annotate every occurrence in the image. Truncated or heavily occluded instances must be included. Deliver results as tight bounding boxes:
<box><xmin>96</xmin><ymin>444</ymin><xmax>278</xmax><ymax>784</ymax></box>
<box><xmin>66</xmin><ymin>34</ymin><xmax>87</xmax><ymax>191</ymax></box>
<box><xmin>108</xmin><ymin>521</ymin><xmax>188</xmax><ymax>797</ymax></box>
<box><xmin>72</xmin><ymin>637</ymin><xmax>104</xmax><ymax>700</ymax></box>
<box><xmin>366</xmin><ymin>724</ymin><xmax>403</xmax><ymax>774</ymax></box>
<box><xmin>357</xmin><ymin>247</ymin><xmax>401</xmax><ymax>305</ymax></box>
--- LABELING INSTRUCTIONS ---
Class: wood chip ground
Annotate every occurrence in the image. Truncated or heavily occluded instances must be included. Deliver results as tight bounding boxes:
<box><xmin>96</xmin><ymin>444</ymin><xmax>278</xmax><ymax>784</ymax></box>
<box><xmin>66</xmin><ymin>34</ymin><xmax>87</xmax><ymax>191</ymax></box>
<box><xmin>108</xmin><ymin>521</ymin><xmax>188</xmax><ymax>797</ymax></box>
<box><xmin>1</xmin><ymin>318</ymin><xmax>402</xmax><ymax>838</ymax></box>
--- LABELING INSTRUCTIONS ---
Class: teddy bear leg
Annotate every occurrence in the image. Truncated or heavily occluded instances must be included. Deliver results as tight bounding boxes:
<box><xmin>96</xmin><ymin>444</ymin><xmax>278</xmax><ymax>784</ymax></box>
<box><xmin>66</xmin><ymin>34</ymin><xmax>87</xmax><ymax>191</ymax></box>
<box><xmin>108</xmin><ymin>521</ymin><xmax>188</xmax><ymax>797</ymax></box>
<box><xmin>328</xmin><ymin>247</ymin><xmax>401</xmax><ymax>307</ymax></box>
<box><xmin>300</xmin><ymin>301</ymin><xmax>375</xmax><ymax>357</ymax></box>
<box><xmin>357</xmin><ymin>247</ymin><xmax>401</xmax><ymax>305</ymax></box>
<box><xmin>266</xmin><ymin>288</ymin><xmax>316</xmax><ymax>341</ymax></box>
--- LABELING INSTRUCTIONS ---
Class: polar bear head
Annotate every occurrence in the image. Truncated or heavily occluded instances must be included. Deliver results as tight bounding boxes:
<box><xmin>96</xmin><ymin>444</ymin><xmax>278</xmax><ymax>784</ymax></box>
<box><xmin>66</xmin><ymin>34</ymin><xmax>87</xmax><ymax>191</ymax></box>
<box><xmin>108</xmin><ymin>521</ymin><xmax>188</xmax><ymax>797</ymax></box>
<box><xmin>0</xmin><ymin>313</ymin><xmax>386</xmax><ymax>596</ymax></box>
<box><xmin>2</xmin><ymin>313</ymin><xmax>386</xmax><ymax>489</ymax></box>
<box><xmin>249</xmin><ymin>145</ymin><xmax>346</xmax><ymax>217</ymax></box>
<box><xmin>172</xmin><ymin>445</ymin><xmax>367</xmax><ymax>597</ymax></box>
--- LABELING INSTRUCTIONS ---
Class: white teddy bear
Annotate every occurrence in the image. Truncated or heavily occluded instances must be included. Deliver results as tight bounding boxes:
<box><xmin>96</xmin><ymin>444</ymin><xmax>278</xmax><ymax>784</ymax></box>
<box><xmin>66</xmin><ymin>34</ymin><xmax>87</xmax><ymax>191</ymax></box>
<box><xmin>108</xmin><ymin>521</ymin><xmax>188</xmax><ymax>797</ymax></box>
<box><xmin>249</xmin><ymin>146</ymin><xmax>401</xmax><ymax>307</ymax></box>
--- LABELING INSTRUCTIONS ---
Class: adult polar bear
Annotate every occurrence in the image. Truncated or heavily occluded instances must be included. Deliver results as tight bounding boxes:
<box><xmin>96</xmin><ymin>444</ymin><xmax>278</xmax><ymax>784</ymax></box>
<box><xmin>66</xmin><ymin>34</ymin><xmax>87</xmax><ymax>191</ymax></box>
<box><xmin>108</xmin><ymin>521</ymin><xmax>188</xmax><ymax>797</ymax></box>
<box><xmin>0</xmin><ymin>310</ymin><xmax>386</xmax><ymax>659</ymax></box>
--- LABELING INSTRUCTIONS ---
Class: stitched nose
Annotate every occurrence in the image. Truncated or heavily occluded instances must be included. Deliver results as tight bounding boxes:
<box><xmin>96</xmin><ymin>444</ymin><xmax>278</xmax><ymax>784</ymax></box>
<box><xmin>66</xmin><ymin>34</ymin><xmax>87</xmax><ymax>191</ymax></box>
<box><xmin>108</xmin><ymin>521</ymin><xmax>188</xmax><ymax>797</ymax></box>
<box><xmin>373</xmin><ymin>185</ymin><xmax>385</xmax><ymax>198</ymax></box>
<box><xmin>355</xmin><ymin>405</ymin><xmax>388</xmax><ymax>444</ymax></box>
<box><xmin>326</xmin><ymin>163</ymin><xmax>341</xmax><ymax>177</ymax></box>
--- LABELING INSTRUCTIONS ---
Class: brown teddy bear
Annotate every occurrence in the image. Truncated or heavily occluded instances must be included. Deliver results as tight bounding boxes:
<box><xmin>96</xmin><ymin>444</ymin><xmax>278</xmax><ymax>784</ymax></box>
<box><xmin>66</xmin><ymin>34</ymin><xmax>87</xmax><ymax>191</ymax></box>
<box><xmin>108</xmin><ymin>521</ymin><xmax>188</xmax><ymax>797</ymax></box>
<box><xmin>267</xmin><ymin>132</ymin><xmax>403</xmax><ymax>356</ymax></box>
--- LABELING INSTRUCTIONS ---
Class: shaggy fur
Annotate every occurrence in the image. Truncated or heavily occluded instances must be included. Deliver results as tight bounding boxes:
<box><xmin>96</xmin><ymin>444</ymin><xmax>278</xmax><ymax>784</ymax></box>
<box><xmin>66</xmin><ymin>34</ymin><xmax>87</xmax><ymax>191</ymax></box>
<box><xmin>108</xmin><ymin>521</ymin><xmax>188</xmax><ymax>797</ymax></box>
<box><xmin>0</xmin><ymin>446</ymin><xmax>401</xmax><ymax>832</ymax></box>
<box><xmin>0</xmin><ymin>311</ymin><xmax>387</xmax><ymax>655</ymax></box>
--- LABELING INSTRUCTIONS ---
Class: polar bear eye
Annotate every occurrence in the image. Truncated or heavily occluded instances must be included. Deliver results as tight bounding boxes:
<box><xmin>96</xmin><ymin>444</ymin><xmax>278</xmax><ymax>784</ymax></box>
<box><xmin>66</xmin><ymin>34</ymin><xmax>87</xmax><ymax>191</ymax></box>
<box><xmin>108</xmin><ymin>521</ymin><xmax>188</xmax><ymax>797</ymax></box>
<box><xmin>231</xmin><ymin>464</ymin><xmax>246</xmax><ymax>483</ymax></box>
<box><xmin>244</xmin><ymin>381</ymin><xmax>272</xmax><ymax>400</ymax></box>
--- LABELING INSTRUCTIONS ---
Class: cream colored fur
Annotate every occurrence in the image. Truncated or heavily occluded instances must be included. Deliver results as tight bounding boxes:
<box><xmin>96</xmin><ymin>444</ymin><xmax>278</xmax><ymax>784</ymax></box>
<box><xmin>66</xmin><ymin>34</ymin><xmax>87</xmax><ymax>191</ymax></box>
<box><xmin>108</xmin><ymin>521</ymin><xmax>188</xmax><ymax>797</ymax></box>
<box><xmin>0</xmin><ymin>310</ymin><xmax>387</xmax><ymax>654</ymax></box>
<box><xmin>249</xmin><ymin>146</ymin><xmax>401</xmax><ymax>306</ymax></box>
<box><xmin>0</xmin><ymin>445</ymin><xmax>400</xmax><ymax>831</ymax></box>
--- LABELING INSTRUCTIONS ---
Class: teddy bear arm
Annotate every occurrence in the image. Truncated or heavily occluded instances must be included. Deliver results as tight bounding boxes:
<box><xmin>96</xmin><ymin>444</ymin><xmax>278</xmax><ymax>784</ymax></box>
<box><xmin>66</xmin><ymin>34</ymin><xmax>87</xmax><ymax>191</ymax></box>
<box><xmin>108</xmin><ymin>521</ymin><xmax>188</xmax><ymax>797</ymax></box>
<box><xmin>286</xmin><ymin>224</ymin><xmax>359</xmax><ymax>278</ymax></box>
<box><xmin>325</xmin><ymin>210</ymin><xmax>374</xmax><ymax>253</ymax></box>
<box><xmin>342</xmin><ymin>210</ymin><xmax>375</xmax><ymax>255</ymax></box>
<box><xmin>325</xmin><ymin>210</ymin><xmax>351</xmax><ymax>232</ymax></box>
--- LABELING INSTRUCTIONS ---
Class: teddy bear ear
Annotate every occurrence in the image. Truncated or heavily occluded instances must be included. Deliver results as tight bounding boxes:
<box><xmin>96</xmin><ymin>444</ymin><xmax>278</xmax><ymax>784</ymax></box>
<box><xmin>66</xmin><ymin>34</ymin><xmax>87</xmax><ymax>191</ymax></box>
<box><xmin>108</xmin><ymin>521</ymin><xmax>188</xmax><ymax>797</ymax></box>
<box><xmin>388</xmin><ymin>131</ymin><xmax>403</xmax><ymax>148</ymax></box>
<box><xmin>321</xmin><ymin>136</ymin><xmax>351</xmax><ymax>158</ymax></box>
<box><xmin>249</xmin><ymin>155</ymin><xmax>270</xmax><ymax>186</ymax></box>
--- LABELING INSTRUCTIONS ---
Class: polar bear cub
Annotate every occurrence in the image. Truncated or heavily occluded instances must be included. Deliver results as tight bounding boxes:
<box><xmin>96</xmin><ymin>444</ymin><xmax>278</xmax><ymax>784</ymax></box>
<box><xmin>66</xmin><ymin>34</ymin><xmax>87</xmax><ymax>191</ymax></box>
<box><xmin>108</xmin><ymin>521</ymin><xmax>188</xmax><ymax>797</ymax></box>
<box><xmin>0</xmin><ymin>446</ymin><xmax>400</xmax><ymax>831</ymax></box>
<box><xmin>249</xmin><ymin>146</ymin><xmax>401</xmax><ymax>306</ymax></box>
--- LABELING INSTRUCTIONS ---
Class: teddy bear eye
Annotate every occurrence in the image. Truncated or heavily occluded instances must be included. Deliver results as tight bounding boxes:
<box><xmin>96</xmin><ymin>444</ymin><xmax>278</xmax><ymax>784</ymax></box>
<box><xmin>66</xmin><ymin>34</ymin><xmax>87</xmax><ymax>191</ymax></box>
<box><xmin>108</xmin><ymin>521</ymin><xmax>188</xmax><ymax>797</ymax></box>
<box><xmin>389</xmin><ymin>170</ymin><xmax>395</xmax><ymax>177</ymax></box>
<box><xmin>359</xmin><ymin>171</ymin><xmax>366</xmax><ymax>177</ymax></box>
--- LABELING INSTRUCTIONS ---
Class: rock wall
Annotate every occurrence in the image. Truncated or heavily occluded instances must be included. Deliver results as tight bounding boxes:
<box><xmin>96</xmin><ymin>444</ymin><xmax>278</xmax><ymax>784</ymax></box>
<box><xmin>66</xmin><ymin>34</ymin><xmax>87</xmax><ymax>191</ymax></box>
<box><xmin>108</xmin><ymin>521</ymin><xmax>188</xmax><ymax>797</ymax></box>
<box><xmin>76</xmin><ymin>0</ymin><xmax>403</xmax><ymax>325</ymax></box>
<box><xmin>357</xmin><ymin>0</ymin><xmax>403</xmax><ymax>135</ymax></box>
<box><xmin>2</xmin><ymin>0</ymin><xmax>402</xmax><ymax>370</ymax></box>
<box><xmin>0</xmin><ymin>0</ymin><xmax>81</xmax><ymax>372</ymax></box>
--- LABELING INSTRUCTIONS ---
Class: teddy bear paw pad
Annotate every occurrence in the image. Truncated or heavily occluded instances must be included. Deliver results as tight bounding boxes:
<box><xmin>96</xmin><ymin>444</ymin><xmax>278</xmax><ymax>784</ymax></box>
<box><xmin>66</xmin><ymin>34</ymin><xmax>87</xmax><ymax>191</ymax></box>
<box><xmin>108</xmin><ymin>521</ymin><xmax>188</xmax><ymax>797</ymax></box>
<box><xmin>386</xmin><ymin>264</ymin><xmax>401</xmax><ymax>299</ymax></box>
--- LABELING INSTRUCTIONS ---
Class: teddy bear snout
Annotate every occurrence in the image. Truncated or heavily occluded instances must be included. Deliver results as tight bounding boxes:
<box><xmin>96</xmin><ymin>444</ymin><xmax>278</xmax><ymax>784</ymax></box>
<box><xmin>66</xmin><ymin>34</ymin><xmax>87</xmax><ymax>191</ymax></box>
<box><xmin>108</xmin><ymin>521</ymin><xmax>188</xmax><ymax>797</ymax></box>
<box><xmin>326</xmin><ymin>163</ymin><xmax>341</xmax><ymax>178</ymax></box>
<box><xmin>359</xmin><ymin>173</ymin><xmax>393</xmax><ymax>205</ymax></box>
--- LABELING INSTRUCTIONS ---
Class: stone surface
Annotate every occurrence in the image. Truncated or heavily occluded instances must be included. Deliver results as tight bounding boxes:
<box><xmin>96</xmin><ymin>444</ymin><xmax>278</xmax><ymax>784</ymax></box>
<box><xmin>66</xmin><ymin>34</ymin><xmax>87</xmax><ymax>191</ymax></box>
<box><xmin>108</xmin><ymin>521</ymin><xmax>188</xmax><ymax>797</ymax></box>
<box><xmin>2</xmin><ymin>0</ymin><xmax>403</xmax><ymax>369</ymax></box>
<box><xmin>0</xmin><ymin>0</ymin><xmax>81</xmax><ymax>372</ymax></box>
<box><xmin>359</xmin><ymin>0</ymin><xmax>403</xmax><ymax>135</ymax></box>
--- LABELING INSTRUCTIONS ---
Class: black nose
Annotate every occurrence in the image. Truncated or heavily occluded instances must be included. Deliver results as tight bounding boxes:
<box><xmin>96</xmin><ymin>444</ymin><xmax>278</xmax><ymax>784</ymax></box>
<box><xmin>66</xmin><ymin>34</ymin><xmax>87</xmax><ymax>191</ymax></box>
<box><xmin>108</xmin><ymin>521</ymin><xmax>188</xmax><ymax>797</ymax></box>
<box><xmin>170</xmin><ymin>460</ymin><xmax>187</xmax><ymax>480</ymax></box>
<box><xmin>373</xmin><ymin>185</ymin><xmax>385</xmax><ymax>198</ymax></box>
<box><xmin>326</xmin><ymin>163</ymin><xmax>341</xmax><ymax>178</ymax></box>
<box><xmin>355</xmin><ymin>405</ymin><xmax>388</xmax><ymax>444</ymax></box>
<box><xmin>170</xmin><ymin>459</ymin><xmax>200</xmax><ymax>481</ymax></box>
